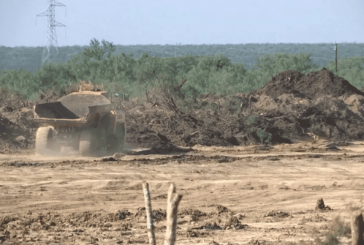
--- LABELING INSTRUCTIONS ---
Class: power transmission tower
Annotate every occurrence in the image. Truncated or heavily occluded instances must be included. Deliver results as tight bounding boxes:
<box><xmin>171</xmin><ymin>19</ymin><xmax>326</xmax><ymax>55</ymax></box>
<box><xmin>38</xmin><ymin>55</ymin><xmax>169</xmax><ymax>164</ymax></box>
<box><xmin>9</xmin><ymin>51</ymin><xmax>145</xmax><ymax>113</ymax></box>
<box><xmin>36</xmin><ymin>0</ymin><xmax>66</xmax><ymax>53</ymax></box>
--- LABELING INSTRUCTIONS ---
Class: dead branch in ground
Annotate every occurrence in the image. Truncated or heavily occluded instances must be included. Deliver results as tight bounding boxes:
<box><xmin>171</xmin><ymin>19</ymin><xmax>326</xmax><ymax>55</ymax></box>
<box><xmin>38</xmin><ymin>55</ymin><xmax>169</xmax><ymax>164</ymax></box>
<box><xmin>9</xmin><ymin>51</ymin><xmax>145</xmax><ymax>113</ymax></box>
<box><xmin>142</xmin><ymin>181</ymin><xmax>155</xmax><ymax>245</ymax></box>
<box><xmin>164</xmin><ymin>183</ymin><xmax>183</xmax><ymax>245</ymax></box>
<box><xmin>141</xmin><ymin>182</ymin><xmax>182</xmax><ymax>245</ymax></box>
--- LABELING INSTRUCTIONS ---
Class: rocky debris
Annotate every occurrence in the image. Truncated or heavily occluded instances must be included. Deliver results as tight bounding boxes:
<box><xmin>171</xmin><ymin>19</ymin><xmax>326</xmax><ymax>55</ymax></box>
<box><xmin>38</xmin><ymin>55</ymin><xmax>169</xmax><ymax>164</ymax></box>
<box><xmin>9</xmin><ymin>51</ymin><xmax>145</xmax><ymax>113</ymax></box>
<box><xmin>300</xmin><ymin>214</ymin><xmax>327</xmax><ymax>223</ymax></box>
<box><xmin>204</xmin><ymin>222</ymin><xmax>222</xmax><ymax>230</ymax></box>
<box><xmin>179</xmin><ymin>208</ymin><xmax>206</xmax><ymax>221</ymax></box>
<box><xmin>315</xmin><ymin>198</ymin><xmax>332</xmax><ymax>211</ymax></box>
<box><xmin>223</xmin><ymin>216</ymin><xmax>248</xmax><ymax>230</ymax></box>
<box><xmin>216</xmin><ymin>205</ymin><xmax>229</xmax><ymax>214</ymax></box>
<box><xmin>0</xmin><ymin>210</ymin><xmax>141</xmax><ymax>244</ymax></box>
<box><xmin>117</xmin><ymin>210</ymin><xmax>131</xmax><ymax>220</ymax></box>
<box><xmin>264</xmin><ymin>210</ymin><xmax>291</xmax><ymax>218</ymax></box>
<box><xmin>134</xmin><ymin>207</ymin><xmax>166</xmax><ymax>222</ymax></box>
<box><xmin>185</xmin><ymin>206</ymin><xmax>249</xmax><ymax>231</ymax></box>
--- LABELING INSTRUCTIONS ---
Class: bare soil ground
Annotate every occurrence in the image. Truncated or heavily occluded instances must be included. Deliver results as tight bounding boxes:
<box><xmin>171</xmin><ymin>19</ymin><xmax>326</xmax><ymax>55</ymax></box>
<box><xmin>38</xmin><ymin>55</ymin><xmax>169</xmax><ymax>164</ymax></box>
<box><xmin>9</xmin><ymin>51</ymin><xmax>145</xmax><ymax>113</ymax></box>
<box><xmin>0</xmin><ymin>139</ymin><xmax>363</xmax><ymax>244</ymax></box>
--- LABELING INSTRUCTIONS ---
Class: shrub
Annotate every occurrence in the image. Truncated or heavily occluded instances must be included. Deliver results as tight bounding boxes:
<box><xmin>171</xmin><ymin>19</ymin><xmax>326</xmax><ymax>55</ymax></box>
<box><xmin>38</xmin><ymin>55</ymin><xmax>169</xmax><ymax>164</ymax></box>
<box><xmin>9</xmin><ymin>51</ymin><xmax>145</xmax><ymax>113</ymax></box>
<box><xmin>246</xmin><ymin>116</ymin><xmax>258</xmax><ymax>126</ymax></box>
<box><xmin>315</xmin><ymin>216</ymin><xmax>351</xmax><ymax>245</ymax></box>
<box><xmin>257</xmin><ymin>129</ymin><xmax>272</xmax><ymax>144</ymax></box>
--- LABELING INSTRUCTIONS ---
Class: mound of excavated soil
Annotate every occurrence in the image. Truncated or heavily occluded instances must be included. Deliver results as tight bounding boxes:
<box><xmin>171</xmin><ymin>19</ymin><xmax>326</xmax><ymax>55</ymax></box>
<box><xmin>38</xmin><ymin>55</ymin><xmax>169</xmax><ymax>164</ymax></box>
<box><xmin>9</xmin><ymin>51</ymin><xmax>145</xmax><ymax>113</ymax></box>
<box><xmin>253</xmin><ymin>68</ymin><xmax>364</xmax><ymax>100</ymax></box>
<box><xmin>0</xmin><ymin>108</ymin><xmax>37</xmax><ymax>153</ymax></box>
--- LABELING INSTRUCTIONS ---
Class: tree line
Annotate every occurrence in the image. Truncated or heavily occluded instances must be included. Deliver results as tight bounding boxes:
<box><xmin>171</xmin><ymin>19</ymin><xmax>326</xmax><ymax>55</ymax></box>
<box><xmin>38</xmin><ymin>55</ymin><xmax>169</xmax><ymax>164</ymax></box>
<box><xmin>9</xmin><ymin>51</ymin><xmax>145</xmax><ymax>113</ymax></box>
<box><xmin>0</xmin><ymin>39</ymin><xmax>363</xmax><ymax>102</ymax></box>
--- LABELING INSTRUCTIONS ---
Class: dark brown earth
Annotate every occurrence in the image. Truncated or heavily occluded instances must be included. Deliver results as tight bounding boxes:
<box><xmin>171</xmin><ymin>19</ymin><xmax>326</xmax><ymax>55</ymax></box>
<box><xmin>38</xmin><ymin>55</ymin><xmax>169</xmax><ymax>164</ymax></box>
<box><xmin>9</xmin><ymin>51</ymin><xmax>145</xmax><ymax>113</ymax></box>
<box><xmin>253</xmin><ymin>68</ymin><xmax>364</xmax><ymax>100</ymax></box>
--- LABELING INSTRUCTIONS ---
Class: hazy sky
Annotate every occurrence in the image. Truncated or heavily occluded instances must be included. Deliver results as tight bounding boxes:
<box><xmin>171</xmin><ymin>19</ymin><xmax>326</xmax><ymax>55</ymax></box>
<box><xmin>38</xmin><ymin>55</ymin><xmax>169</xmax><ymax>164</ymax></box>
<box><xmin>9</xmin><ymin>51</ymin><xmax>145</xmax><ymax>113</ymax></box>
<box><xmin>0</xmin><ymin>0</ymin><xmax>363</xmax><ymax>47</ymax></box>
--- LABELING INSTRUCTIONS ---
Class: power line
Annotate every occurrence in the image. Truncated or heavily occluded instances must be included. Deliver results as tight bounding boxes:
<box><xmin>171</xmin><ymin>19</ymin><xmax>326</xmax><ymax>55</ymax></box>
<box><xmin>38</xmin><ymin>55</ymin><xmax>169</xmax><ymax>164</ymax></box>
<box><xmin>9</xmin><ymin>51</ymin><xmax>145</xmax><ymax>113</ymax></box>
<box><xmin>36</xmin><ymin>0</ymin><xmax>66</xmax><ymax>52</ymax></box>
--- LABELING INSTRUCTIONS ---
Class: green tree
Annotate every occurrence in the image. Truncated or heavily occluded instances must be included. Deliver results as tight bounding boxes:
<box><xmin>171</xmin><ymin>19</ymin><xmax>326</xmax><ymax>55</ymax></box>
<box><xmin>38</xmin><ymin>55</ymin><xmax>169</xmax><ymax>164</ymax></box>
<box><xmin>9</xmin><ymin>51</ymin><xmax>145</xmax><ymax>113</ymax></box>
<box><xmin>82</xmin><ymin>38</ymin><xmax>116</xmax><ymax>61</ymax></box>
<box><xmin>34</xmin><ymin>62</ymin><xmax>75</xmax><ymax>94</ymax></box>
<box><xmin>254</xmin><ymin>53</ymin><xmax>317</xmax><ymax>75</ymax></box>
<box><xmin>182</xmin><ymin>55</ymin><xmax>246</xmax><ymax>98</ymax></box>
<box><xmin>327</xmin><ymin>56</ymin><xmax>364</xmax><ymax>89</ymax></box>
<box><xmin>0</xmin><ymin>69</ymin><xmax>36</xmax><ymax>100</ymax></box>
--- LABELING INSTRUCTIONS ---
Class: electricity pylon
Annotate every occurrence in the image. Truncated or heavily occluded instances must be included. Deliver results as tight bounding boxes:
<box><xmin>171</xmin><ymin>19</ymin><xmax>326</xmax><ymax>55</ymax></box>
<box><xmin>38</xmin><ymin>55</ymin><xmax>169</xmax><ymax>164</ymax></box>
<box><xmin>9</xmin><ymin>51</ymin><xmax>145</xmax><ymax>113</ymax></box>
<box><xmin>36</xmin><ymin>0</ymin><xmax>66</xmax><ymax>53</ymax></box>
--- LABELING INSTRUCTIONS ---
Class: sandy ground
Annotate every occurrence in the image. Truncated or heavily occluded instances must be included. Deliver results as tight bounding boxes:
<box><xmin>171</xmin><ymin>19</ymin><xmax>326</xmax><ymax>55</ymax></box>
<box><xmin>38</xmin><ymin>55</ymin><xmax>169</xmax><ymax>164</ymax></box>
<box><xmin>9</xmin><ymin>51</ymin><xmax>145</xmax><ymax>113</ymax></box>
<box><xmin>1</xmin><ymin>140</ymin><xmax>364</xmax><ymax>244</ymax></box>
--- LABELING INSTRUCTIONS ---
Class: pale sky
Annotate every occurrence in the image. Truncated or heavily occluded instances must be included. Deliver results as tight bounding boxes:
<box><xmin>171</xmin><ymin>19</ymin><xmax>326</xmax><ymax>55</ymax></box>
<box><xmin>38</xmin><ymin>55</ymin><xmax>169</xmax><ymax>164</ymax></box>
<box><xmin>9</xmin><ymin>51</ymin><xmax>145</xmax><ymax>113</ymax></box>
<box><xmin>0</xmin><ymin>0</ymin><xmax>363</xmax><ymax>47</ymax></box>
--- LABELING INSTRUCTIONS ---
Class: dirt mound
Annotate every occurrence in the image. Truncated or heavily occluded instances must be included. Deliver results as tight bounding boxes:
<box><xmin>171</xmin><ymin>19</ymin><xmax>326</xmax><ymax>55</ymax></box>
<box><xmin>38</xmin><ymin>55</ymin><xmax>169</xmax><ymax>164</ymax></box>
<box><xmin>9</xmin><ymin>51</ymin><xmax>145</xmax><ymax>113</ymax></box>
<box><xmin>179</xmin><ymin>208</ymin><xmax>206</xmax><ymax>221</ymax></box>
<box><xmin>254</xmin><ymin>68</ymin><xmax>364</xmax><ymax>100</ymax></box>
<box><xmin>0</xmin><ymin>108</ymin><xmax>37</xmax><ymax>153</ymax></box>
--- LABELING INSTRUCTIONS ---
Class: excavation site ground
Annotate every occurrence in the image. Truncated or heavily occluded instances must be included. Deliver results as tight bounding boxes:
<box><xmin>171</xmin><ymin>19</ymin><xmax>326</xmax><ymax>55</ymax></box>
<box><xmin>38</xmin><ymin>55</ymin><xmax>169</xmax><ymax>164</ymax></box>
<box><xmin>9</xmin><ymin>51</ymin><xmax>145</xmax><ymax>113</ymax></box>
<box><xmin>0</xmin><ymin>141</ymin><xmax>364</xmax><ymax>244</ymax></box>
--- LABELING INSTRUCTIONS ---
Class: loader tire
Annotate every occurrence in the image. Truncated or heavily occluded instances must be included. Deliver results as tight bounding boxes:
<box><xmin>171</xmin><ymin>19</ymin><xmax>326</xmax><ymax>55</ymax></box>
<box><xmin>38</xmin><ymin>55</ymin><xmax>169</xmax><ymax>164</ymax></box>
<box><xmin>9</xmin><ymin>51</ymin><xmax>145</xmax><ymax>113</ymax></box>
<box><xmin>116</xmin><ymin>122</ymin><xmax>125</xmax><ymax>150</ymax></box>
<box><xmin>106</xmin><ymin>134</ymin><xmax>118</xmax><ymax>155</ymax></box>
<box><xmin>106</xmin><ymin>122</ymin><xmax>125</xmax><ymax>155</ymax></box>
<box><xmin>80</xmin><ymin>129</ymin><xmax>106</xmax><ymax>156</ymax></box>
<box><xmin>79</xmin><ymin>130</ymin><xmax>93</xmax><ymax>156</ymax></box>
<box><xmin>35</xmin><ymin>126</ymin><xmax>55</xmax><ymax>155</ymax></box>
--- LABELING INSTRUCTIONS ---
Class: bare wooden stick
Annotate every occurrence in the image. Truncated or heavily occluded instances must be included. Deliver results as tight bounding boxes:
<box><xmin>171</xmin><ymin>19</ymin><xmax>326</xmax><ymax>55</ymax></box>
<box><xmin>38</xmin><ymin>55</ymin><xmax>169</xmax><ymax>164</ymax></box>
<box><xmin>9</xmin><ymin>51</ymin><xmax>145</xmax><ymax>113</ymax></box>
<box><xmin>167</xmin><ymin>183</ymin><xmax>176</xmax><ymax>203</ymax></box>
<box><xmin>351</xmin><ymin>211</ymin><xmax>364</xmax><ymax>245</ymax></box>
<box><xmin>164</xmin><ymin>183</ymin><xmax>183</xmax><ymax>245</ymax></box>
<box><xmin>142</xmin><ymin>181</ymin><xmax>156</xmax><ymax>245</ymax></box>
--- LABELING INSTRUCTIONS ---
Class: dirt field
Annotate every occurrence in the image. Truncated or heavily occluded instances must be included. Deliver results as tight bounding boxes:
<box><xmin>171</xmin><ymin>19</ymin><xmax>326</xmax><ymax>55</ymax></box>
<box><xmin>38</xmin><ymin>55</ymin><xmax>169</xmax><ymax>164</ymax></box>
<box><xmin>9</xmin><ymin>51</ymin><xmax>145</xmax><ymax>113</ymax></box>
<box><xmin>0</xmin><ymin>139</ymin><xmax>363</xmax><ymax>244</ymax></box>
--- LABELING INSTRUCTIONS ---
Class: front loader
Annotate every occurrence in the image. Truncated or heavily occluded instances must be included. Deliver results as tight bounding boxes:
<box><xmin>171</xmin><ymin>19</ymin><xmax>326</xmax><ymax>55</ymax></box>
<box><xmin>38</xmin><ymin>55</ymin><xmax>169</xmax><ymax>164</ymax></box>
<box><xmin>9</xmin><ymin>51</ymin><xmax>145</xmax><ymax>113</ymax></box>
<box><xmin>33</xmin><ymin>90</ymin><xmax>125</xmax><ymax>156</ymax></box>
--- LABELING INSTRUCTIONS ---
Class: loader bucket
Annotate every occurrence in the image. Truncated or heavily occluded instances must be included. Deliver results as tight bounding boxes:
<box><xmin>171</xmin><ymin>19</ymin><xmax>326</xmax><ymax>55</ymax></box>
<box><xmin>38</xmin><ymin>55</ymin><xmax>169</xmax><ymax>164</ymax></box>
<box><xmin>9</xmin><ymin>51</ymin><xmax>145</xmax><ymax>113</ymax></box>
<box><xmin>35</xmin><ymin>102</ymin><xmax>78</xmax><ymax>119</ymax></box>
